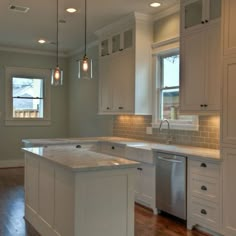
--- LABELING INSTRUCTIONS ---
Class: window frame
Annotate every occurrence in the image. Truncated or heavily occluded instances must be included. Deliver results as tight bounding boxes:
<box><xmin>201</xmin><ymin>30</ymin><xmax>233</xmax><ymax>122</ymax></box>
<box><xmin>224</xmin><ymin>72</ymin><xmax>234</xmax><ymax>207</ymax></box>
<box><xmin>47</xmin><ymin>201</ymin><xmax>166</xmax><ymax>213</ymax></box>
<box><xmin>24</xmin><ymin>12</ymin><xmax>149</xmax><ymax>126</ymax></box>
<box><xmin>151</xmin><ymin>38</ymin><xmax>199</xmax><ymax>131</ymax></box>
<box><xmin>5</xmin><ymin>67</ymin><xmax>51</xmax><ymax>126</ymax></box>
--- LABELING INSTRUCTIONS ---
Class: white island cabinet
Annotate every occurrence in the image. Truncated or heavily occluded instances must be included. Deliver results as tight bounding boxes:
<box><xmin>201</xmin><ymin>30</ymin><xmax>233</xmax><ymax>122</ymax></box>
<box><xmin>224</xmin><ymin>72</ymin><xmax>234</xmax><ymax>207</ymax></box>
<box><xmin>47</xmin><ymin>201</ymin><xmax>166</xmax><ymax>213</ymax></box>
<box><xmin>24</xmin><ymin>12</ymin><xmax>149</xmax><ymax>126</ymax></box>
<box><xmin>23</xmin><ymin>145</ymin><xmax>139</xmax><ymax>236</ymax></box>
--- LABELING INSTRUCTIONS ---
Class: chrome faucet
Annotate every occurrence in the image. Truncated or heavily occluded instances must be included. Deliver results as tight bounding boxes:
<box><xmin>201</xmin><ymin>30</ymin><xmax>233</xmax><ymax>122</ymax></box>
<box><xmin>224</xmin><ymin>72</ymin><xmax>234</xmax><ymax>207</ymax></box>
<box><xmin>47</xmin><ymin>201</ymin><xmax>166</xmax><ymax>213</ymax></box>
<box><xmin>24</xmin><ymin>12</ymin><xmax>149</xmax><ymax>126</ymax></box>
<box><xmin>159</xmin><ymin>119</ymin><xmax>170</xmax><ymax>131</ymax></box>
<box><xmin>159</xmin><ymin>119</ymin><xmax>173</xmax><ymax>144</ymax></box>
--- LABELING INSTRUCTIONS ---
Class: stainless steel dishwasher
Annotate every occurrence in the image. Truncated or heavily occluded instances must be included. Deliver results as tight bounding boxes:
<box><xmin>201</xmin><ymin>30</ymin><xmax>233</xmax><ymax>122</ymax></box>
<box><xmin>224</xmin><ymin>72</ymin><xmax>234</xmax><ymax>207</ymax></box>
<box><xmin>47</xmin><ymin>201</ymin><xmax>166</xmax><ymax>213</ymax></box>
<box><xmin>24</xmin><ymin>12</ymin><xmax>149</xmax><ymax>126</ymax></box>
<box><xmin>156</xmin><ymin>152</ymin><xmax>186</xmax><ymax>220</ymax></box>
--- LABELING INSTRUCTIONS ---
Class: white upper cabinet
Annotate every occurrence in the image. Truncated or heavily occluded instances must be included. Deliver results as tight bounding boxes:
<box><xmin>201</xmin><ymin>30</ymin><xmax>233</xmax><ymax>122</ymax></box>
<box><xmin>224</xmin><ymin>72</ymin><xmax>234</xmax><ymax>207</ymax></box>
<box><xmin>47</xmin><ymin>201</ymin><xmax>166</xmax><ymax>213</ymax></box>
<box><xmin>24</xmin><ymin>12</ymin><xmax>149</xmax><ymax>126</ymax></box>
<box><xmin>180</xmin><ymin>20</ymin><xmax>221</xmax><ymax>113</ymax></box>
<box><xmin>180</xmin><ymin>0</ymin><xmax>221</xmax><ymax>114</ymax></box>
<box><xmin>182</xmin><ymin>0</ymin><xmax>221</xmax><ymax>32</ymax></box>
<box><xmin>96</xmin><ymin>13</ymin><xmax>152</xmax><ymax>115</ymax></box>
<box><xmin>222</xmin><ymin>0</ymin><xmax>236</xmax><ymax>55</ymax></box>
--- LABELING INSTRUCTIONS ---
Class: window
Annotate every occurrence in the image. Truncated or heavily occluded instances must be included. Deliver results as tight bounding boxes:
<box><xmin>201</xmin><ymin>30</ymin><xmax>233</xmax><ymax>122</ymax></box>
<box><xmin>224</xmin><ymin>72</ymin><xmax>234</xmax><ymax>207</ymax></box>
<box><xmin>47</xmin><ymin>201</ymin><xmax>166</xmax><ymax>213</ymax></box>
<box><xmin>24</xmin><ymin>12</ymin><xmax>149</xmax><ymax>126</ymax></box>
<box><xmin>152</xmin><ymin>39</ymin><xmax>198</xmax><ymax>130</ymax></box>
<box><xmin>5</xmin><ymin>67</ymin><xmax>51</xmax><ymax>126</ymax></box>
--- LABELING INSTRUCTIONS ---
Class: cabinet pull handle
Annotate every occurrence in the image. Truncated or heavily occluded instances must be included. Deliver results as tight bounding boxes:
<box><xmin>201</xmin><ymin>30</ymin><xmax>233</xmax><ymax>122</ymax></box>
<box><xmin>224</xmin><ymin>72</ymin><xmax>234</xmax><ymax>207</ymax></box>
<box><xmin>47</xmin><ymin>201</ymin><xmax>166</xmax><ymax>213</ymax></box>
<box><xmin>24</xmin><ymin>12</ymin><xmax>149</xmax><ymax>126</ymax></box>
<box><xmin>118</xmin><ymin>106</ymin><xmax>124</xmax><ymax>110</ymax></box>
<box><xmin>201</xmin><ymin>209</ymin><xmax>207</xmax><ymax>215</ymax></box>
<box><xmin>137</xmin><ymin>167</ymin><xmax>143</xmax><ymax>171</ymax></box>
<box><xmin>111</xmin><ymin>146</ymin><xmax>115</xmax><ymax>150</ymax></box>
<box><xmin>201</xmin><ymin>185</ymin><xmax>207</xmax><ymax>191</ymax></box>
<box><xmin>200</xmin><ymin>163</ymin><xmax>207</xmax><ymax>168</ymax></box>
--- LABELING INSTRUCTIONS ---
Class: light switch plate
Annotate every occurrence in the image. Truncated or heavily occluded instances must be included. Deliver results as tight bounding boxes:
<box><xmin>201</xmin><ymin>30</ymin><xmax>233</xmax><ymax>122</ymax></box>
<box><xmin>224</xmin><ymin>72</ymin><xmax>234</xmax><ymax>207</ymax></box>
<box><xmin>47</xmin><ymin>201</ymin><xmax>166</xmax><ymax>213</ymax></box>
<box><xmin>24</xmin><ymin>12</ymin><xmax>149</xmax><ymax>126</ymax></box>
<box><xmin>146</xmin><ymin>127</ymin><xmax>152</xmax><ymax>135</ymax></box>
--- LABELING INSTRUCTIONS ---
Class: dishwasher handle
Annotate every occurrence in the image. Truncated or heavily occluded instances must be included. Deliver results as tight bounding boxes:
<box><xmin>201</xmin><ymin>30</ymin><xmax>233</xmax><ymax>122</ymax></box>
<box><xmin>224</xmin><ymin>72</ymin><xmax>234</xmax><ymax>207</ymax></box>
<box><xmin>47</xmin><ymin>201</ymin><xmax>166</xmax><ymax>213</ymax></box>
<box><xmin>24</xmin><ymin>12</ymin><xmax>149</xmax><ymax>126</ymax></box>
<box><xmin>157</xmin><ymin>156</ymin><xmax>183</xmax><ymax>163</ymax></box>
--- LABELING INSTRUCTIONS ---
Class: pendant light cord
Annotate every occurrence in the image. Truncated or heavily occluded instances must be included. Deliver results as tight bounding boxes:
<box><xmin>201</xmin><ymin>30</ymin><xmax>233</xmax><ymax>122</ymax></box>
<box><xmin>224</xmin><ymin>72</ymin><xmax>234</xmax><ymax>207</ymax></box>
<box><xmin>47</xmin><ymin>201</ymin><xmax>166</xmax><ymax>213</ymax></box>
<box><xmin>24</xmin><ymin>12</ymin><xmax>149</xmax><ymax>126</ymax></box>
<box><xmin>84</xmin><ymin>0</ymin><xmax>87</xmax><ymax>56</ymax></box>
<box><xmin>57</xmin><ymin>0</ymin><xmax>59</xmax><ymax>66</ymax></box>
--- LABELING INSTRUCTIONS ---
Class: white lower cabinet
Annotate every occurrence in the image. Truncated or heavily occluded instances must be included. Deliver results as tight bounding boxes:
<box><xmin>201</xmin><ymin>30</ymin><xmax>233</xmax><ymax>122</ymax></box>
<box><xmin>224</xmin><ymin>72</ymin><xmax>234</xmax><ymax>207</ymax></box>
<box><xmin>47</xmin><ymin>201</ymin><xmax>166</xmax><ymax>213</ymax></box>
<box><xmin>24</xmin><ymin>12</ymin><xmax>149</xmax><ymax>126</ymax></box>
<box><xmin>125</xmin><ymin>147</ymin><xmax>156</xmax><ymax>214</ymax></box>
<box><xmin>222</xmin><ymin>148</ymin><xmax>236</xmax><ymax>236</ymax></box>
<box><xmin>187</xmin><ymin>159</ymin><xmax>222</xmax><ymax>234</ymax></box>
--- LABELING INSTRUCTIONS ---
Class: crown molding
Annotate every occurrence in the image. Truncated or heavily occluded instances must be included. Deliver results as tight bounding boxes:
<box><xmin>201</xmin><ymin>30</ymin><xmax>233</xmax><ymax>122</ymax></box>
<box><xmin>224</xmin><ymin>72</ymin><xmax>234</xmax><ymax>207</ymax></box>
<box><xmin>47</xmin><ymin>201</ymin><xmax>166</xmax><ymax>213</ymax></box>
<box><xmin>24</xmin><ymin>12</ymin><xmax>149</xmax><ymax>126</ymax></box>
<box><xmin>68</xmin><ymin>40</ymin><xmax>99</xmax><ymax>57</ymax></box>
<box><xmin>152</xmin><ymin>36</ymin><xmax>179</xmax><ymax>49</ymax></box>
<box><xmin>0</xmin><ymin>46</ymin><xmax>67</xmax><ymax>57</ymax></box>
<box><xmin>152</xmin><ymin>3</ymin><xmax>180</xmax><ymax>22</ymax></box>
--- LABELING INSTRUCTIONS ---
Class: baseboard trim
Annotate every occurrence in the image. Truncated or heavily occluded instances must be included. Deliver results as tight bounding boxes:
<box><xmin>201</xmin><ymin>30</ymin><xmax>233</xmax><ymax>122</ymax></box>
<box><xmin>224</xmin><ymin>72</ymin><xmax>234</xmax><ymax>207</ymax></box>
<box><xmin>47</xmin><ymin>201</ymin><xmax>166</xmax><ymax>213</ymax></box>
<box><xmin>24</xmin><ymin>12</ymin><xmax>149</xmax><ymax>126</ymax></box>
<box><xmin>0</xmin><ymin>159</ymin><xmax>24</xmax><ymax>168</ymax></box>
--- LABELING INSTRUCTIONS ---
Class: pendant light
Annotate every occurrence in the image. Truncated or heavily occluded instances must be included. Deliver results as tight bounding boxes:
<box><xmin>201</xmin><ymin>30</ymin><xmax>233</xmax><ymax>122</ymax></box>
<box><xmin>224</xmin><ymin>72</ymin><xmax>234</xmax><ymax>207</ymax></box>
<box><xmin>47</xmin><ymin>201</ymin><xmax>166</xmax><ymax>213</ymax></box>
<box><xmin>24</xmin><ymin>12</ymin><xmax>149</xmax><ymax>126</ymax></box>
<box><xmin>78</xmin><ymin>0</ymin><xmax>93</xmax><ymax>79</ymax></box>
<box><xmin>51</xmin><ymin>0</ymin><xmax>63</xmax><ymax>86</ymax></box>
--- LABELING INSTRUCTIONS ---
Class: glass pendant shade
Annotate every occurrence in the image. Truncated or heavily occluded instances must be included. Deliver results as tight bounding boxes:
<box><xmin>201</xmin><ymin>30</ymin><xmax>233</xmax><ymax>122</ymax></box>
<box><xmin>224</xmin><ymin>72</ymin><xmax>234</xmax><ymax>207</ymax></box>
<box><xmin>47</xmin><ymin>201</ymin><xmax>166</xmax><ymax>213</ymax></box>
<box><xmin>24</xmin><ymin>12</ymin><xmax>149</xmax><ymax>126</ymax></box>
<box><xmin>78</xmin><ymin>55</ymin><xmax>93</xmax><ymax>79</ymax></box>
<box><xmin>51</xmin><ymin>66</ymin><xmax>63</xmax><ymax>86</ymax></box>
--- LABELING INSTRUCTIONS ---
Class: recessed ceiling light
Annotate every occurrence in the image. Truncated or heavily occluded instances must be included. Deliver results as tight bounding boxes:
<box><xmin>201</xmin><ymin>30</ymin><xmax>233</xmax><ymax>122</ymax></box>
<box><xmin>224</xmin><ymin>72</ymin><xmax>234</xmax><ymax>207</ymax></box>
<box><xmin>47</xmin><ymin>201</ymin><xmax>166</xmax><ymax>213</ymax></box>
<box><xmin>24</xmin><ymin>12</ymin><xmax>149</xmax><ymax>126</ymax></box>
<box><xmin>38</xmin><ymin>39</ymin><xmax>46</xmax><ymax>44</ymax></box>
<box><xmin>66</xmin><ymin>8</ymin><xmax>77</xmax><ymax>13</ymax></box>
<box><xmin>150</xmin><ymin>2</ymin><xmax>161</xmax><ymax>8</ymax></box>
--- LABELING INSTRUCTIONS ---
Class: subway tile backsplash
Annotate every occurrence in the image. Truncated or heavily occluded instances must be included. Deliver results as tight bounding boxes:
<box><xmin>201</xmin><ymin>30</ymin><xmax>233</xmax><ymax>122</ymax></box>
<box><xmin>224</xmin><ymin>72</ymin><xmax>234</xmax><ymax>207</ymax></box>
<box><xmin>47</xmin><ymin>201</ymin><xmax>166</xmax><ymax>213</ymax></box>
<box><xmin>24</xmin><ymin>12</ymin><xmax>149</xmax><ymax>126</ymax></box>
<box><xmin>113</xmin><ymin>115</ymin><xmax>220</xmax><ymax>149</ymax></box>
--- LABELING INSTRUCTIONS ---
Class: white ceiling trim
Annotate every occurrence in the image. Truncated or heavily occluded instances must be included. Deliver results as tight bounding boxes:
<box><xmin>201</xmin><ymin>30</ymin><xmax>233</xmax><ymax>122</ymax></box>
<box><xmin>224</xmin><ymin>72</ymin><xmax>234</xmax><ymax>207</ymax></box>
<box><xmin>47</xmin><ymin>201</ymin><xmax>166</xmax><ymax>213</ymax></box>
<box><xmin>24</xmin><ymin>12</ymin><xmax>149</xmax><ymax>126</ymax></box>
<box><xmin>0</xmin><ymin>46</ymin><xmax>67</xmax><ymax>58</ymax></box>
<box><xmin>152</xmin><ymin>3</ymin><xmax>179</xmax><ymax>21</ymax></box>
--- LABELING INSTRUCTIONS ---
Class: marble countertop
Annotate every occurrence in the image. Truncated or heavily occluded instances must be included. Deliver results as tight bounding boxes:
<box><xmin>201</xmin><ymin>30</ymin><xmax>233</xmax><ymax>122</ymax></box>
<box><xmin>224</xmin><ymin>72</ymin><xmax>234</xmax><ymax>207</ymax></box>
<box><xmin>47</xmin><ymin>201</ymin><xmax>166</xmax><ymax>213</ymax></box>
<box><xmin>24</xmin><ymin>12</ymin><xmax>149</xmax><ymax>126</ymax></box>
<box><xmin>22</xmin><ymin>136</ymin><xmax>220</xmax><ymax>161</ymax></box>
<box><xmin>23</xmin><ymin>145</ymin><xmax>139</xmax><ymax>172</ymax></box>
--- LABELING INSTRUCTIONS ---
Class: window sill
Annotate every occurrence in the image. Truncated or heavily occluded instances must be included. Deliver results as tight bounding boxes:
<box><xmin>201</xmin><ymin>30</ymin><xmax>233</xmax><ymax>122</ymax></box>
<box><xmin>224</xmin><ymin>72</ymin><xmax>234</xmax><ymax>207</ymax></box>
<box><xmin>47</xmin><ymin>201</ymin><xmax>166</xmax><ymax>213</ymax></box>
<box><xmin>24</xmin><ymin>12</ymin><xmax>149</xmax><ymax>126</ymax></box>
<box><xmin>5</xmin><ymin>119</ymin><xmax>51</xmax><ymax>126</ymax></box>
<box><xmin>152</xmin><ymin>120</ymin><xmax>199</xmax><ymax>131</ymax></box>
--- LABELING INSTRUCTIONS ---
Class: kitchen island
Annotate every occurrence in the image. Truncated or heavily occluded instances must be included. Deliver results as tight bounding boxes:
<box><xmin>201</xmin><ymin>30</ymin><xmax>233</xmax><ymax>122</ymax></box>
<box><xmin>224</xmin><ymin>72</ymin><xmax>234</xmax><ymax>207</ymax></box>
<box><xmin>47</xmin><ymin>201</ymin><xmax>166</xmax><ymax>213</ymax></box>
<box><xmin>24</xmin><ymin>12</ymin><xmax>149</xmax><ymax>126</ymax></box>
<box><xmin>22</xmin><ymin>145</ymin><xmax>139</xmax><ymax>236</ymax></box>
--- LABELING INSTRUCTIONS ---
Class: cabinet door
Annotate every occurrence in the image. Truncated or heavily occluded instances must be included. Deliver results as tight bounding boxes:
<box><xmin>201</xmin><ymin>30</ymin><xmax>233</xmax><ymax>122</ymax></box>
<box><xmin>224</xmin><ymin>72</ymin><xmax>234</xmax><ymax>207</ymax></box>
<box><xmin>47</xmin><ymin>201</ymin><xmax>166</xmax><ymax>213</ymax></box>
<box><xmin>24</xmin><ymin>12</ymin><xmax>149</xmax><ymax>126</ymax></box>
<box><xmin>183</xmin><ymin>0</ymin><xmax>204</xmax><ymax>30</ymax></box>
<box><xmin>135</xmin><ymin>163</ymin><xmax>155</xmax><ymax>209</ymax></box>
<box><xmin>222</xmin><ymin>57</ymin><xmax>236</xmax><ymax>144</ymax></box>
<box><xmin>222</xmin><ymin>148</ymin><xmax>236</xmax><ymax>235</ymax></box>
<box><xmin>209</xmin><ymin>0</ymin><xmax>221</xmax><ymax>21</ymax></box>
<box><xmin>112</xmin><ymin>50</ymin><xmax>135</xmax><ymax>112</ymax></box>
<box><xmin>223</xmin><ymin>0</ymin><xmax>236</xmax><ymax>55</ymax></box>
<box><xmin>99</xmin><ymin>56</ymin><xmax>113</xmax><ymax>112</ymax></box>
<box><xmin>180</xmin><ymin>29</ymin><xmax>206</xmax><ymax>111</ymax></box>
<box><xmin>205</xmin><ymin>21</ymin><xmax>221</xmax><ymax>111</ymax></box>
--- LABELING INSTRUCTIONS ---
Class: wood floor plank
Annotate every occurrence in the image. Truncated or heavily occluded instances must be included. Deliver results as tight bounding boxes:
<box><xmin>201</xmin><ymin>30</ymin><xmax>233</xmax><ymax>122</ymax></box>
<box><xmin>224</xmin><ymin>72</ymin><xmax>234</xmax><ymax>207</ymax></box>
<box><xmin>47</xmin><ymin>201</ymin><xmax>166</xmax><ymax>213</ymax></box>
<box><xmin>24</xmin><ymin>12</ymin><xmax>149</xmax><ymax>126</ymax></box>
<box><xmin>0</xmin><ymin>168</ymin><xmax>210</xmax><ymax>236</ymax></box>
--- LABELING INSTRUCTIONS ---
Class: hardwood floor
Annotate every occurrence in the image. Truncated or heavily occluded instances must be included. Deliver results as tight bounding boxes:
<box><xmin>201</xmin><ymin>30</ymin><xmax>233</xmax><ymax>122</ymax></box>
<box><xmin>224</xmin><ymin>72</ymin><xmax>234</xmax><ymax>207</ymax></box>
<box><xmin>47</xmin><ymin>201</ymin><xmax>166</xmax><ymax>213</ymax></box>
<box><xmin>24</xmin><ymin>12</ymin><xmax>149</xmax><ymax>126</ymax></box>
<box><xmin>0</xmin><ymin>168</ymin><xmax>210</xmax><ymax>236</ymax></box>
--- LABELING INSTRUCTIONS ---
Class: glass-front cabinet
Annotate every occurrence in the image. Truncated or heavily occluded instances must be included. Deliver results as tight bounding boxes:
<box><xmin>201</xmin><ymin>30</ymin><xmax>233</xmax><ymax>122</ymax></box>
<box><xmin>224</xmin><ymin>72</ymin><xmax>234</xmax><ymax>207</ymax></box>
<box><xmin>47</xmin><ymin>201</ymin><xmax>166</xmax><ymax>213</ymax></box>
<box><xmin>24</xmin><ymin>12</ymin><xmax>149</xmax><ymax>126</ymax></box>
<box><xmin>182</xmin><ymin>0</ymin><xmax>221</xmax><ymax>31</ymax></box>
<box><xmin>99</xmin><ymin>29</ymin><xmax>133</xmax><ymax>57</ymax></box>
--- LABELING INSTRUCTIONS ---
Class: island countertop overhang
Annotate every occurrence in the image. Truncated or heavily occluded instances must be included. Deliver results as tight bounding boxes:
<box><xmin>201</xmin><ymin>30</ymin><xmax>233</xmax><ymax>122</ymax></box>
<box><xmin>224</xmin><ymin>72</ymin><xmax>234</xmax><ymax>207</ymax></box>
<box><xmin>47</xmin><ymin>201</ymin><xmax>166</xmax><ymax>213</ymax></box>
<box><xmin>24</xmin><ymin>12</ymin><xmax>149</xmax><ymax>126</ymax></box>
<box><xmin>22</xmin><ymin>145</ymin><xmax>139</xmax><ymax>172</ymax></box>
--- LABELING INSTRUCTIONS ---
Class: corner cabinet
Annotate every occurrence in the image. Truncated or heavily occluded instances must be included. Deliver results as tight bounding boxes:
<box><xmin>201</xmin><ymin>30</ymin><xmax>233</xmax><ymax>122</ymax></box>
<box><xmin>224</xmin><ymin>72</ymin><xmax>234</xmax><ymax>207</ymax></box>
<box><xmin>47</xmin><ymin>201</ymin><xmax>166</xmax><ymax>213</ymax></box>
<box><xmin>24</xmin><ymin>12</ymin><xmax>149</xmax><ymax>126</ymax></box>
<box><xmin>96</xmin><ymin>13</ymin><xmax>153</xmax><ymax>115</ymax></box>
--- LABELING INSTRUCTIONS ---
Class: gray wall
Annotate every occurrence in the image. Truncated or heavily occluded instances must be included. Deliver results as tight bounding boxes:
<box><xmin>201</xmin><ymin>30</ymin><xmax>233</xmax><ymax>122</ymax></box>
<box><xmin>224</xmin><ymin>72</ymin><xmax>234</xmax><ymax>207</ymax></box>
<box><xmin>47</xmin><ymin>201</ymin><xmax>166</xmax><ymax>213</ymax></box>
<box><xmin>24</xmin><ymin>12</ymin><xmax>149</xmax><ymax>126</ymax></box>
<box><xmin>68</xmin><ymin>45</ymin><xmax>113</xmax><ymax>137</ymax></box>
<box><xmin>0</xmin><ymin>50</ymin><xmax>69</xmax><ymax>161</ymax></box>
<box><xmin>153</xmin><ymin>12</ymin><xmax>180</xmax><ymax>42</ymax></box>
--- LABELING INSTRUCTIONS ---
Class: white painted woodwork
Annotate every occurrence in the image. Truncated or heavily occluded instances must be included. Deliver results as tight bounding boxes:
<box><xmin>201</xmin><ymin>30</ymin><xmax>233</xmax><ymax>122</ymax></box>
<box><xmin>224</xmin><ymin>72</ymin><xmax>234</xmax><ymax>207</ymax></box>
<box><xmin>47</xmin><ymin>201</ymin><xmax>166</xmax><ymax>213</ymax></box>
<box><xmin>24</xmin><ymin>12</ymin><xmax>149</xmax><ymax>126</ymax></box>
<box><xmin>222</xmin><ymin>0</ymin><xmax>236</xmax><ymax>55</ymax></box>
<box><xmin>187</xmin><ymin>159</ymin><xmax>222</xmax><ymax>234</ymax></box>
<box><xmin>180</xmin><ymin>20</ymin><xmax>221</xmax><ymax>113</ymax></box>
<box><xmin>24</xmin><ymin>152</ymin><xmax>136</xmax><ymax>236</ymax></box>
<box><xmin>97</xmin><ymin>14</ymin><xmax>152</xmax><ymax>115</ymax></box>
<box><xmin>222</xmin><ymin>57</ymin><xmax>236</xmax><ymax>145</ymax></box>
<box><xmin>125</xmin><ymin>147</ymin><xmax>156</xmax><ymax>213</ymax></box>
<box><xmin>222</xmin><ymin>148</ymin><xmax>236</xmax><ymax>236</ymax></box>
<box><xmin>181</xmin><ymin>0</ymin><xmax>221</xmax><ymax>33</ymax></box>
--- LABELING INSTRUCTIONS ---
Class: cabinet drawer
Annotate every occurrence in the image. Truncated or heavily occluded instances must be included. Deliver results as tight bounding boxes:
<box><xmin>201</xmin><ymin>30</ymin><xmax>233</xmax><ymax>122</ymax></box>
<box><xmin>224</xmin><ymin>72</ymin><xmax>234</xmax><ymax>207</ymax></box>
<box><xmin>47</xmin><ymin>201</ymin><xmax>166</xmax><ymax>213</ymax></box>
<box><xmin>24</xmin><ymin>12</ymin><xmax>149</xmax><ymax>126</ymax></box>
<box><xmin>189</xmin><ymin>160</ymin><xmax>220</xmax><ymax>178</ymax></box>
<box><xmin>191</xmin><ymin>174</ymin><xmax>219</xmax><ymax>203</ymax></box>
<box><xmin>189</xmin><ymin>197</ymin><xmax>220</xmax><ymax>231</ymax></box>
<box><xmin>100</xmin><ymin>143</ymin><xmax>125</xmax><ymax>157</ymax></box>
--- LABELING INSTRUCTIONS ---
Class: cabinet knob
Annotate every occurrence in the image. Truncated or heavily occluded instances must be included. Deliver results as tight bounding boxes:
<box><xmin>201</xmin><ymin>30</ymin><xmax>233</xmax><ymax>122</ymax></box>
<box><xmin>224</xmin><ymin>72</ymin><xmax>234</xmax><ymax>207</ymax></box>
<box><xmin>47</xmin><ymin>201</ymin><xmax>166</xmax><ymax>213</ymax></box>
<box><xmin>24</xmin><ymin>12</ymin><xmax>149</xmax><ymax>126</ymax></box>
<box><xmin>118</xmin><ymin>106</ymin><xmax>124</xmax><ymax>110</ymax></box>
<box><xmin>137</xmin><ymin>167</ymin><xmax>143</xmax><ymax>171</ymax></box>
<box><xmin>201</xmin><ymin>185</ymin><xmax>207</xmax><ymax>191</ymax></box>
<box><xmin>106</xmin><ymin>107</ymin><xmax>110</xmax><ymax>110</ymax></box>
<box><xmin>119</xmin><ymin>48</ymin><xmax>123</xmax><ymax>51</ymax></box>
<box><xmin>111</xmin><ymin>146</ymin><xmax>115</xmax><ymax>150</ymax></box>
<box><xmin>205</xmin><ymin>20</ymin><xmax>208</xmax><ymax>23</ymax></box>
<box><xmin>200</xmin><ymin>104</ymin><xmax>204</xmax><ymax>107</ymax></box>
<box><xmin>201</xmin><ymin>21</ymin><xmax>205</xmax><ymax>24</ymax></box>
<box><xmin>200</xmin><ymin>163</ymin><xmax>207</xmax><ymax>168</ymax></box>
<box><xmin>204</xmin><ymin>104</ymin><xmax>208</xmax><ymax>107</ymax></box>
<box><xmin>201</xmin><ymin>209</ymin><xmax>207</xmax><ymax>215</ymax></box>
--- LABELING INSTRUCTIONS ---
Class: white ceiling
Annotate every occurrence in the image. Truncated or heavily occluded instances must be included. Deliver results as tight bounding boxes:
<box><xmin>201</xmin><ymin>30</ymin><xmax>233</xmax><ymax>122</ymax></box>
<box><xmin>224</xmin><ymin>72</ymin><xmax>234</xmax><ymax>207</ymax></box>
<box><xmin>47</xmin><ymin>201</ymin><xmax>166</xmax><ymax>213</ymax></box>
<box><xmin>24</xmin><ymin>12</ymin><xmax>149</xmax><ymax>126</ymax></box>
<box><xmin>0</xmin><ymin>0</ymin><xmax>179</xmax><ymax>55</ymax></box>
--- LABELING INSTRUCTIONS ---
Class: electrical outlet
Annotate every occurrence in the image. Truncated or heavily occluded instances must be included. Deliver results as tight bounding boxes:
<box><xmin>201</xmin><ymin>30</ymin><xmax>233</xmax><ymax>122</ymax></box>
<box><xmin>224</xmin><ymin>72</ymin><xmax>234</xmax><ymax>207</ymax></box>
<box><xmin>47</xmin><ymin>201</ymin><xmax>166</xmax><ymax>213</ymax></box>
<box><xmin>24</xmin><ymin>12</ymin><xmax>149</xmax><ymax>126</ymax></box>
<box><xmin>146</xmin><ymin>127</ymin><xmax>152</xmax><ymax>135</ymax></box>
